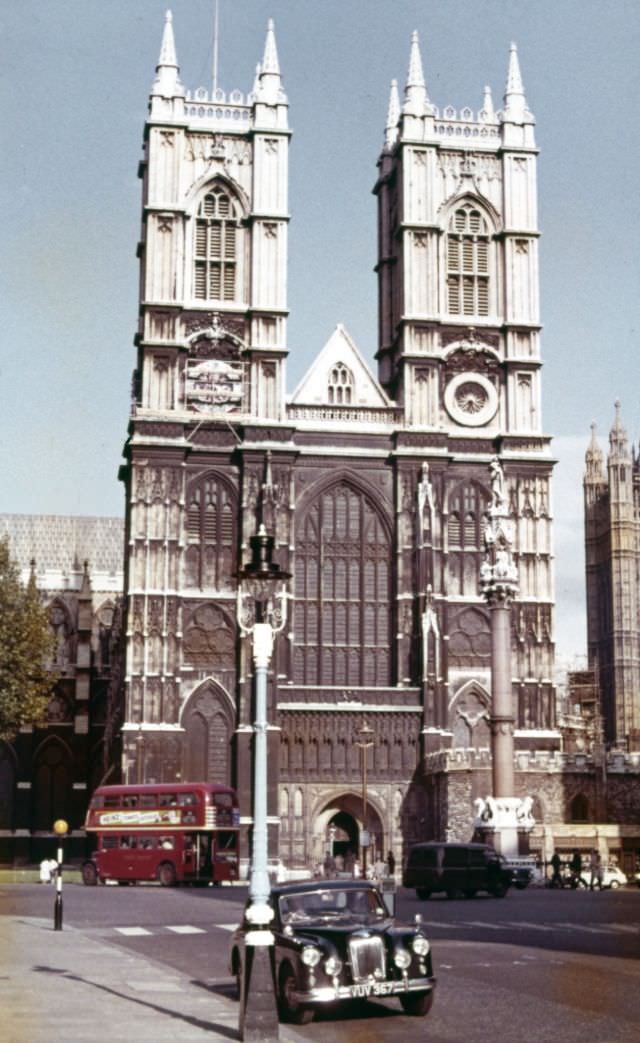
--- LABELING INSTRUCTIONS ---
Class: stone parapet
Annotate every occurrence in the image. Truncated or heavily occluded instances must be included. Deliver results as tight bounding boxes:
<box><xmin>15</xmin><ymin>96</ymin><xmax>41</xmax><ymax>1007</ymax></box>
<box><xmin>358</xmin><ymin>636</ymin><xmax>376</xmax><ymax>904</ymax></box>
<box><xmin>425</xmin><ymin>747</ymin><xmax>640</xmax><ymax>775</ymax></box>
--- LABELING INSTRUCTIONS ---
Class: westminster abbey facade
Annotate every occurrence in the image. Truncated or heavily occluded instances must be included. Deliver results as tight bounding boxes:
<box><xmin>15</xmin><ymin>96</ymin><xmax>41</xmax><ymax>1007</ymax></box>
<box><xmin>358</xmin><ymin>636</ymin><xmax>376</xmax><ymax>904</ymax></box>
<box><xmin>119</xmin><ymin>14</ymin><xmax>558</xmax><ymax>870</ymax></box>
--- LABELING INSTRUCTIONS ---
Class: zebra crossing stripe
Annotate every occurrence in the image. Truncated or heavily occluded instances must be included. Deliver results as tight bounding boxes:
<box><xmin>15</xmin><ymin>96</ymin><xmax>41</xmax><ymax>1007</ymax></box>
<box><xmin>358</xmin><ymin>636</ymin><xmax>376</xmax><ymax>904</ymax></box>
<box><xmin>115</xmin><ymin>926</ymin><xmax>152</xmax><ymax>936</ymax></box>
<box><xmin>166</xmin><ymin>925</ymin><xmax>207</xmax><ymax>934</ymax></box>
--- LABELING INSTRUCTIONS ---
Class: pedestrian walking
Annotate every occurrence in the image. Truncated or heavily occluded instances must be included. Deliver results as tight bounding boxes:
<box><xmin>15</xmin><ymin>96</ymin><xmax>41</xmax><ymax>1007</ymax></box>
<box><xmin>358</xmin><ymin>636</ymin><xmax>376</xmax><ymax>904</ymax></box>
<box><xmin>387</xmin><ymin>850</ymin><xmax>396</xmax><ymax>877</ymax></box>
<box><xmin>589</xmin><ymin>848</ymin><xmax>604</xmax><ymax>891</ymax></box>
<box><xmin>569</xmin><ymin>849</ymin><xmax>587</xmax><ymax>889</ymax></box>
<box><xmin>550</xmin><ymin>850</ymin><xmax>563</xmax><ymax>888</ymax></box>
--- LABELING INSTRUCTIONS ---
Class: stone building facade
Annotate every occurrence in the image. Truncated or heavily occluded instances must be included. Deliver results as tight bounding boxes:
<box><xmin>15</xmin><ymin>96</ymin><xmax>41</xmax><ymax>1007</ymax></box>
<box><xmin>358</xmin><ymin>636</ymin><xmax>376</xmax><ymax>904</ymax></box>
<box><xmin>584</xmin><ymin>405</ymin><xmax>640</xmax><ymax>750</ymax></box>
<box><xmin>120</xmin><ymin>13</ymin><xmax>559</xmax><ymax>871</ymax></box>
<box><xmin>0</xmin><ymin>515</ymin><xmax>123</xmax><ymax>863</ymax></box>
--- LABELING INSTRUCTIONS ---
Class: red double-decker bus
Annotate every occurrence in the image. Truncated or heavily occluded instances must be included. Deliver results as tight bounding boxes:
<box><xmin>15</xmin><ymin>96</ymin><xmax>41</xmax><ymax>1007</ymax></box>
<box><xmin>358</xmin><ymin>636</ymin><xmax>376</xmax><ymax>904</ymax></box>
<box><xmin>82</xmin><ymin>783</ymin><xmax>239</xmax><ymax>887</ymax></box>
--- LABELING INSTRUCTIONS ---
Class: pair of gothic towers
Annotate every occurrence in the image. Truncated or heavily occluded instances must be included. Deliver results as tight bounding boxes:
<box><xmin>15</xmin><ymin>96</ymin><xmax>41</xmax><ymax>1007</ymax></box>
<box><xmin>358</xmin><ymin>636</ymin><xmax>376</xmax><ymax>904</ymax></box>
<box><xmin>120</xmin><ymin>13</ymin><xmax>555</xmax><ymax>862</ymax></box>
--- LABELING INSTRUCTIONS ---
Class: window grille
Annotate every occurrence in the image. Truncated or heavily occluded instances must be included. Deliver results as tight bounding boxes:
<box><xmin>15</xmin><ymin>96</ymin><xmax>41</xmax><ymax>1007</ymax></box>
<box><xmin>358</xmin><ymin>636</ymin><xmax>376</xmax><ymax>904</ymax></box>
<box><xmin>194</xmin><ymin>185</ymin><xmax>239</xmax><ymax>302</ymax></box>
<box><xmin>446</xmin><ymin>204</ymin><xmax>490</xmax><ymax>317</ymax></box>
<box><xmin>185</xmin><ymin>476</ymin><xmax>236</xmax><ymax>589</ymax></box>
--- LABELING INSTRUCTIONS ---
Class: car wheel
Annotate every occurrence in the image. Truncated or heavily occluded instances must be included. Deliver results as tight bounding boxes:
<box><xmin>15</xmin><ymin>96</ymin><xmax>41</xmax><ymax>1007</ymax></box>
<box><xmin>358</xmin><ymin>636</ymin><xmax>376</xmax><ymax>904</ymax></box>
<box><xmin>490</xmin><ymin>883</ymin><xmax>508</xmax><ymax>898</ymax></box>
<box><xmin>399</xmin><ymin>991</ymin><xmax>434</xmax><ymax>1017</ymax></box>
<box><xmin>157</xmin><ymin>861</ymin><xmax>177</xmax><ymax>887</ymax></box>
<box><xmin>81</xmin><ymin>861</ymin><xmax>98</xmax><ymax>886</ymax></box>
<box><xmin>609</xmin><ymin>880</ymin><xmax>619</xmax><ymax>889</ymax></box>
<box><xmin>416</xmin><ymin>888</ymin><xmax>431</xmax><ymax>900</ymax></box>
<box><xmin>279</xmin><ymin>966</ymin><xmax>314</xmax><ymax>1025</ymax></box>
<box><xmin>463</xmin><ymin>889</ymin><xmax>476</xmax><ymax>899</ymax></box>
<box><xmin>445</xmin><ymin>887</ymin><xmax>457</xmax><ymax>900</ymax></box>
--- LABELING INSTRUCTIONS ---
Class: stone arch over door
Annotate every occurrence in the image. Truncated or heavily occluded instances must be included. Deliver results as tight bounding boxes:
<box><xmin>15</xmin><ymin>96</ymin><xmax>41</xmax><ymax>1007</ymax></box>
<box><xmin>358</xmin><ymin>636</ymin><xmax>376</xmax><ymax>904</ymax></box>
<box><xmin>181</xmin><ymin>680</ymin><xmax>234</xmax><ymax>786</ymax></box>
<box><xmin>31</xmin><ymin>738</ymin><xmax>73</xmax><ymax>831</ymax></box>
<box><xmin>309</xmin><ymin>789</ymin><xmax>386</xmax><ymax>869</ymax></box>
<box><xmin>449</xmin><ymin>680</ymin><xmax>490</xmax><ymax>749</ymax></box>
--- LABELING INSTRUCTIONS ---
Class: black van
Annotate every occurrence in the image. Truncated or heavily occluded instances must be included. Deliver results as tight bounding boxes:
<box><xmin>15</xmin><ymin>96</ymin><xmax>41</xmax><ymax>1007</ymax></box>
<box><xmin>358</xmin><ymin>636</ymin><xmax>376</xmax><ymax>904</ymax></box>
<box><xmin>403</xmin><ymin>842</ymin><xmax>512</xmax><ymax>899</ymax></box>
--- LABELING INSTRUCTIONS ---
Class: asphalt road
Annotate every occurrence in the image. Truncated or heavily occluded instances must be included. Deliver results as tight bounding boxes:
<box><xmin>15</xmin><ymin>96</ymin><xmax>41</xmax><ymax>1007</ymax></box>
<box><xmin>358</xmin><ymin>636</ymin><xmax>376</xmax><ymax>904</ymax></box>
<box><xmin>2</xmin><ymin>881</ymin><xmax>639</xmax><ymax>1042</ymax></box>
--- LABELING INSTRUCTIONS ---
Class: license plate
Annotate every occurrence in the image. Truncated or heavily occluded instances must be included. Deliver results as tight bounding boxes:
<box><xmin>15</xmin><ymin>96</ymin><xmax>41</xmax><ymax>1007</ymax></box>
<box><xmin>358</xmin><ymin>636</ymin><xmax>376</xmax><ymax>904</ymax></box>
<box><xmin>349</xmin><ymin>981</ymin><xmax>394</xmax><ymax>998</ymax></box>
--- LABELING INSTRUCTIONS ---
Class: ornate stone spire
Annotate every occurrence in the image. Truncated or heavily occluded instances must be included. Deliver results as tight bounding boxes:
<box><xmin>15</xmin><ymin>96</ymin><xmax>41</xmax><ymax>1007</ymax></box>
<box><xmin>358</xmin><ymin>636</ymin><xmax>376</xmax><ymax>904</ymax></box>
<box><xmin>480</xmin><ymin>84</ymin><xmax>496</xmax><ymax>122</ymax></box>
<box><xmin>152</xmin><ymin>9</ymin><xmax>184</xmax><ymax>98</ymax></box>
<box><xmin>503</xmin><ymin>42</ymin><xmax>527</xmax><ymax>122</ymax></box>
<box><xmin>584</xmin><ymin>422</ymin><xmax>605</xmax><ymax>482</ymax></box>
<box><xmin>261</xmin><ymin>17</ymin><xmax>280</xmax><ymax>74</ymax></box>
<box><xmin>403</xmin><ymin>30</ymin><xmax>428</xmax><ymax>115</ymax></box>
<box><xmin>609</xmin><ymin>400</ymin><xmax>630</xmax><ymax>461</ymax></box>
<box><xmin>255</xmin><ymin>19</ymin><xmax>286</xmax><ymax>106</ymax></box>
<box><xmin>384</xmin><ymin>79</ymin><xmax>400</xmax><ymax>148</ymax></box>
<box><xmin>480</xmin><ymin>457</ymin><xmax>519</xmax><ymax>605</ymax></box>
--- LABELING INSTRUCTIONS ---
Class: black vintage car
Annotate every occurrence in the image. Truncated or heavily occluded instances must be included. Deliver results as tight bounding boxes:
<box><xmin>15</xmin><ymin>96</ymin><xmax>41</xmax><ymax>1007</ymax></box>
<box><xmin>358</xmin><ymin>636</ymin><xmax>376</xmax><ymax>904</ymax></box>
<box><xmin>229</xmin><ymin>879</ymin><xmax>436</xmax><ymax>1025</ymax></box>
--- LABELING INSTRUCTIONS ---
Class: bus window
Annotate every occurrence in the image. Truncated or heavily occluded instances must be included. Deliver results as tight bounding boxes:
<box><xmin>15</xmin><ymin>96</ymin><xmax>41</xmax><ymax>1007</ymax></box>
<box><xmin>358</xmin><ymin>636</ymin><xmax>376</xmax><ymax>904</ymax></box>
<box><xmin>122</xmin><ymin>795</ymin><xmax>139</xmax><ymax>808</ymax></box>
<box><xmin>102</xmin><ymin>836</ymin><xmax>118</xmax><ymax>850</ymax></box>
<box><xmin>158</xmin><ymin>793</ymin><xmax>178</xmax><ymax>807</ymax></box>
<box><xmin>104</xmin><ymin>795</ymin><xmax>121</xmax><ymax>809</ymax></box>
<box><xmin>139</xmin><ymin>795</ymin><xmax>156</xmax><ymax>808</ymax></box>
<box><xmin>177</xmin><ymin>792</ymin><xmax>197</xmax><ymax>807</ymax></box>
<box><xmin>139</xmin><ymin>837</ymin><xmax>155</xmax><ymax>850</ymax></box>
<box><xmin>217</xmin><ymin>831</ymin><xmax>238</xmax><ymax>853</ymax></box>
<box><xmin>159</xmin><ymin>836</ymin><xmax>175</xmax><ymax>850</ymax></box>
<box><xmin>120</xmin><ymin>836</ymin><xmax>137</xmax><ymax>849</ymax></box>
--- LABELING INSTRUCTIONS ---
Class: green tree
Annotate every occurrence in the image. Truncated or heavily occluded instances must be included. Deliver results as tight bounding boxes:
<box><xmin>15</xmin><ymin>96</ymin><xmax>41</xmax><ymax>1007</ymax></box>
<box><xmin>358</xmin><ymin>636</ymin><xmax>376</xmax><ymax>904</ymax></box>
<box><xmin>0</xmin><ymin>537</ymin><xmax>56</xmax><ymax>741</ymax></box>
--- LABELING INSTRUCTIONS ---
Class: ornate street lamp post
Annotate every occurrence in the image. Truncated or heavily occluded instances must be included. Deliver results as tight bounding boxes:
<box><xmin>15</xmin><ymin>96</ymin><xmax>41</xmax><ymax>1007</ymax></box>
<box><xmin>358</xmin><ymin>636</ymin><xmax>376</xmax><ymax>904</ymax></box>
<box><xmin>355</xmin><ymin>722</ymin><xmax>374</xmax><ymax>878</ymax></box>
<box><xmin>237</xmin><ymin>524</ymin><xmax>290</xmax><ymax>1042</ymax></box>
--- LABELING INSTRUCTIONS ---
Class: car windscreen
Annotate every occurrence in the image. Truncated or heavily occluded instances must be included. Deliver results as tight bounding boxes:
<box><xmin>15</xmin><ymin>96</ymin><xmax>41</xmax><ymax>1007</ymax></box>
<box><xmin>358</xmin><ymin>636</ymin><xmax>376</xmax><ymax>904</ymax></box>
<box><xmin>278</xmin><ymin>888</ymin><xmax>387</xmax><ymax>924</ymax></box>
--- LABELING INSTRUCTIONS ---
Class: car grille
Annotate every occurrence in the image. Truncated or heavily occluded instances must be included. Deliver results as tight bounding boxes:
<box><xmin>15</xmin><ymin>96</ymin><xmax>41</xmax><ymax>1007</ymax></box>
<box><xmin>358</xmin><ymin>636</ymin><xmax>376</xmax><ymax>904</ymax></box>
<box><xmin>348</xmin><ymin>935</ymin><xmax>385</xmax><ymax>982</ymax></box>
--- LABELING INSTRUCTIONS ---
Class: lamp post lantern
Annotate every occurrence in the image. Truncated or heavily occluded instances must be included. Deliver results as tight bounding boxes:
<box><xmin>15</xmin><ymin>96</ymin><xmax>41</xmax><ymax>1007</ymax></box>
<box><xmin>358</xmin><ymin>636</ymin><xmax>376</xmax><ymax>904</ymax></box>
<box><xmin>237</xmin><ymin>524</ymin><xmax>290</xmax><ymax>1042</ymax></box>
<box><xmin>355</xmin><ymin>722</ymin><xmax>374</xmax><ymax>878</ymax></box>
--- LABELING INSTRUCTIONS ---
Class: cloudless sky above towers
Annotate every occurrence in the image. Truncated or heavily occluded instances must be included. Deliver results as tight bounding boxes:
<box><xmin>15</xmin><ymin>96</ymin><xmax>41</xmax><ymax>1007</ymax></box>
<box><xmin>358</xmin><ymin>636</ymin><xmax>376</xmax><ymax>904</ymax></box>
<box><xmin>1</xmin><ymin>1</ymin><xmax>639</xmax><ymax>661</ymax></box>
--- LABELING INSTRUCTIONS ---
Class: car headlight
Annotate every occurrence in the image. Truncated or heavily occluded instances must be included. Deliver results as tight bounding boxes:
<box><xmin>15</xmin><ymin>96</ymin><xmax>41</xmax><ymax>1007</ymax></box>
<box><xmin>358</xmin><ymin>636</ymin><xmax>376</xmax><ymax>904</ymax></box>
<box><xmin>394</xmin><ymin>947</ymin><xmax>412</xmax><ymax>970</ymax></box>
<box><xmin>301</xmin><ymin>945</ymin><xmax>322</xmax><ymax>967</ymax></box>
<box><xmin>324</xmin><ymin>955</ymin><xmax>343</xmax><ymax>977</ymax></box>
<box><xmin>411</xmin><ymin>935</ymin><xmax>430</xmax><ymax>956</ymax></box>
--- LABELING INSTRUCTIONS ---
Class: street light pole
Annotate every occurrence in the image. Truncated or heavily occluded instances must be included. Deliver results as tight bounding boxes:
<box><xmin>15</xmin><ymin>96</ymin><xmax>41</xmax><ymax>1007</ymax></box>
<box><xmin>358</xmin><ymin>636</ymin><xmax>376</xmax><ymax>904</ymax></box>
<box><xmin>355</xmin><ymin>722</ymin><xmax>374</xmax><ymax>878</ymax></box>
<box><xmin>237</xmin><ymin>524</ymin><xmax>290</xmax><ymax>1042</ymax></box>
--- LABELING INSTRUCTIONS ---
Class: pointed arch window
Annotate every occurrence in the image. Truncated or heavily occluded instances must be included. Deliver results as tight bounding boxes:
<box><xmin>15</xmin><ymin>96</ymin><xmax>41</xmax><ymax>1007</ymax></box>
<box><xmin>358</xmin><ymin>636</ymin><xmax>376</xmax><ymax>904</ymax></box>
<box><xmin>294</xmin><ymin>482</ymin><xmax>392</xmax><ymax>685</ymax></box>
<box><xmin>328</xmin><ymin>363</ymin><xmax>354</xmax><ymax>405</ymax></box>
<box><xmin>185</xmin><ymin>475</ymin><xmax>236</xmax><ymax>590</ymax></box>
<box><xmin>194</xmin><ymin>185</ymin><xmax>240</xmax><ymax>302</ymax></box>
<box><xmin>446</xmin><ymin>204</ymin><xmax>490</xmax><ymax>317</ymax></box>
<box><xmin>447</xmin><ymin>482</ymin><xmax>490</xmax><ymax>596</ymax></box>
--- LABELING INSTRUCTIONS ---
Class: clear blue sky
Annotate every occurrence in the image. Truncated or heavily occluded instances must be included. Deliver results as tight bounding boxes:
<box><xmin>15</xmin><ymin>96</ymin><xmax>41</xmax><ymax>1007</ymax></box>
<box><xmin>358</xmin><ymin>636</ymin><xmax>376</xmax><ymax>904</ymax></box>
<box><xmin>2</xmin><ymin>0</ymin><xmax>639</xmax><ymax>660</ymax></box>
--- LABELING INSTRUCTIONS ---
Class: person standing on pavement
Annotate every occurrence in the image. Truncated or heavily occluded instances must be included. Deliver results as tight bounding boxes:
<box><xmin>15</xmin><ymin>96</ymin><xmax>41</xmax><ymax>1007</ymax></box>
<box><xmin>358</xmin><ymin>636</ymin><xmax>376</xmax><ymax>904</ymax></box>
<box><xmin>589</xmin><ymin>848</ymin><xmax>604</xmax><ymax>890</ymax></box>
<box><xmin>550</xmin><ymin>850</ymin><xmax>563</xmax><ymax>888</ymax></box>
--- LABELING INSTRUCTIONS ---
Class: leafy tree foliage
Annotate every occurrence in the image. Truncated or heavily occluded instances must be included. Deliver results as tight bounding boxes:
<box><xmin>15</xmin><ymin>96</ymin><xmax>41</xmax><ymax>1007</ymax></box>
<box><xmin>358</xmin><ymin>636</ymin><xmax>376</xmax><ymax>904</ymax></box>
<box><xmin>0</xmin><ymin>537</ymin><xmax>56</xmax><ymax>741</ymax></box>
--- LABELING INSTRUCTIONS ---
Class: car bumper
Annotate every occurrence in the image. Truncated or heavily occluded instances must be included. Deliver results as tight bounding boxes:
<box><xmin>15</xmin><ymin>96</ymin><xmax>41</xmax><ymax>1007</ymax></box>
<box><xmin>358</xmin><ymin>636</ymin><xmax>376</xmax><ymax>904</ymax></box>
<box><xmin>294</xmin><ymin>975</ymin><xmax>436</xmax><ymax>1004</ymax></box>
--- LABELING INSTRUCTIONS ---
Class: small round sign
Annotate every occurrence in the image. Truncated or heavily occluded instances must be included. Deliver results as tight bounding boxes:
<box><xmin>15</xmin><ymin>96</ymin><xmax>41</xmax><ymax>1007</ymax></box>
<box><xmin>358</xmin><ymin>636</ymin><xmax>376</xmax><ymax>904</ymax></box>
<box><xmin>53</xmin><ymin>819</ymin><xmax>69</xmax><ymax>836</ymax></box>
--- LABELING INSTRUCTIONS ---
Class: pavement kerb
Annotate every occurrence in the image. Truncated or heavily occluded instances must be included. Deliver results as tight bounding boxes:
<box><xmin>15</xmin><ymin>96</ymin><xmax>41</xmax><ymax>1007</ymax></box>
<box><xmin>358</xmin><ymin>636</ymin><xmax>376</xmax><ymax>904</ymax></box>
<box><xmin>0</xmin><ymin>914</ymin><xmax>304</xmax><ymax>1042</ymax></box>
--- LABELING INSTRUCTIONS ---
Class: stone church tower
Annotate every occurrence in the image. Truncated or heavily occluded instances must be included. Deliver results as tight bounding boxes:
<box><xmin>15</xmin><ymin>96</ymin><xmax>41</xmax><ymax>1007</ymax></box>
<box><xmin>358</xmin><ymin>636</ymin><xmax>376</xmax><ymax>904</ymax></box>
<box><xmin>584</xmin><ymin>406</ymin><xmax>640</xmax><ymax>749</ymax></box>
<box><xmin>120</xmin><ymin>14</ymin><xmax>556</xmax><ymax>869</ymax></box>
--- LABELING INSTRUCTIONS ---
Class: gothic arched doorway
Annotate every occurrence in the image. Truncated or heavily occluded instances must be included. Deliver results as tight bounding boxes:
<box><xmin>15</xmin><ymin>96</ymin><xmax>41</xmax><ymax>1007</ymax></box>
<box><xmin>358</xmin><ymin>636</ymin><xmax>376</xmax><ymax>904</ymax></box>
<box><xmin>310</xmin><ymin>792</ymin><xmax>385</xmax><ymax>872</ymax></box>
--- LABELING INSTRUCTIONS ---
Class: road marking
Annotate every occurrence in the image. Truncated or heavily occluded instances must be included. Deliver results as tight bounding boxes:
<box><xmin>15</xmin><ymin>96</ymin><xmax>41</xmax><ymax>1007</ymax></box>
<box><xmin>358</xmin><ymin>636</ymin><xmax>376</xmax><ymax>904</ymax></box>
<box><xmin>115</xmin><ymin>926</ymin><xmax>152</xmax><ymax>936</ymax></box>
<box><xmin>213</xmin><ymin>923</ymin><xmax>237</xmax><ymax>932</ymax></box>
<box><xmin>166</xmin><ymin>925</ymin><xmax>206</xmax><ymax>934</ymax></box>
<box><xmin>503</xmin><ymin>921</ymin><xmax>554</xmax><ymax>932</ymax></box>
<box><xmin>608</xmin><ymin>923</ymin><xmax>640</xmax><ymax>934</ymax></box>
<box><xmin>461</xmin><ymin>921</ymin><xmax>506</xmax><ymax>930</ymax></box>
<box><xmin>554</xmin><ymin>922</ymin><xmax>617</xmax><ymax>935</ymax></box>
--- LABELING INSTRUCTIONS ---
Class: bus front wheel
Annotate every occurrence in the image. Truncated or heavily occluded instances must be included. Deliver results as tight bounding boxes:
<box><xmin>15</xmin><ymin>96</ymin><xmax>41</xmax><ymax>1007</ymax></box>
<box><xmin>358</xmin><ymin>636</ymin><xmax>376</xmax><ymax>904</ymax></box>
<box><xmin>157</xmin><ymin>861</ymin><xmax>177</xmax><ymax>887</ymax></box>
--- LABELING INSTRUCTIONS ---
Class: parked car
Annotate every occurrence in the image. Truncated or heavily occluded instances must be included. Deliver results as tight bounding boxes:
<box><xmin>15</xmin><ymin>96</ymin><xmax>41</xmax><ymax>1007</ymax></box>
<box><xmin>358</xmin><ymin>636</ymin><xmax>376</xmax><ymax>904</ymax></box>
<box><xmin>229</xmin><ymin>879</ymin><xmax>436</xmax><ymax>1025</ymax></box>
<box><xmin>403</xmin><ymin>842</ymin><xmax>512</xmax><ymax>899</ymax></box>
<box><xmin>509</xmin><ymin>864</ymin><xmax>533</xmax><ymax>890</ymax></box>
<box><xmin>600</xmin><ymin>865</ymin><xmax>627</xmax><ymax>889</ymax></box>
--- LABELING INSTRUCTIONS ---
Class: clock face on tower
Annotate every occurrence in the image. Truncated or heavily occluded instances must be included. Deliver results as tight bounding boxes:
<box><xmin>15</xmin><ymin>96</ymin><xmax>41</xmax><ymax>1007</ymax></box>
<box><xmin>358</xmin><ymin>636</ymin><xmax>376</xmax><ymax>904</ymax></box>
<box><xmin>444</xmin><ymin>371</ymin><xmax>498</xmax><ymax>427</ymax></box>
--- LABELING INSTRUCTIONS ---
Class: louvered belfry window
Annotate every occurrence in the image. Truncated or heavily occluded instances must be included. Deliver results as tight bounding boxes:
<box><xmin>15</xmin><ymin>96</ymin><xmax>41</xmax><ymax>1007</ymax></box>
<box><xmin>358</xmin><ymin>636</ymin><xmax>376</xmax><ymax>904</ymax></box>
<box><xmin>446</xmin><ymin>205</ymin><xmax>490</xmax><ymax>317</ymax></box>
<box><xmin>294</xmin><ymin>483</ymin><xmax>392</xmax><ymax>686</ymax></box>
<box><xmin>185</xmin><ymin>476</ymin><xmax>235</xmax><ymax>589</ymax></box>
<box><xmin>194</xmin><ymin>186</ymin><xmax>238</xmax><ymax>301</ymax></box>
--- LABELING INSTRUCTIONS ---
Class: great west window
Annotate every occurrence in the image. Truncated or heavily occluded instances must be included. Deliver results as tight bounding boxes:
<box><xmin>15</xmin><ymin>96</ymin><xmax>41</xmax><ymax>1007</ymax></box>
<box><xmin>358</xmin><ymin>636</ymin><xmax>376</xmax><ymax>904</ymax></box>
<box><xmin>294</xmin><ymin>483</ymin><xmax>392</xmax><ymax>686</ymax></box>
